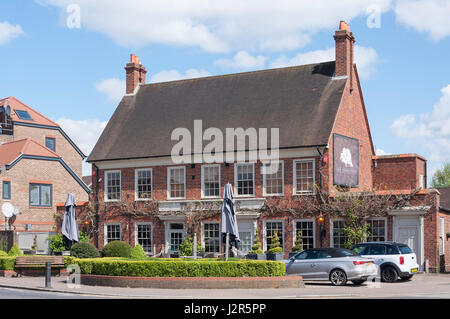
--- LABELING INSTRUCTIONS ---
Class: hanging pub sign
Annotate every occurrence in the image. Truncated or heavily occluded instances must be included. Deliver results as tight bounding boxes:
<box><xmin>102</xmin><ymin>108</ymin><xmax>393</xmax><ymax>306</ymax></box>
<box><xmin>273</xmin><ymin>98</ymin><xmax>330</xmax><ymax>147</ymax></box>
<box><xmin>333</xmin><ymin>133</ymin><xmax>359</xmax><ymax>187</ymax></box>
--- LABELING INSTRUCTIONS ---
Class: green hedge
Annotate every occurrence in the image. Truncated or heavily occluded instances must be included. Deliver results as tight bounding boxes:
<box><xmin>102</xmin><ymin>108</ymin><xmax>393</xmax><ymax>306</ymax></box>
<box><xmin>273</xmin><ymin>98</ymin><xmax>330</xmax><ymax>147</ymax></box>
<box><xmin>65</xmin><ymin>258</ymin><xmax>285</xmax><ymax>277</ymax></box>
<box><xmin>0</xmin><ymin>257</ymin><xmax>16</xmax><ymax>270</ymax></box>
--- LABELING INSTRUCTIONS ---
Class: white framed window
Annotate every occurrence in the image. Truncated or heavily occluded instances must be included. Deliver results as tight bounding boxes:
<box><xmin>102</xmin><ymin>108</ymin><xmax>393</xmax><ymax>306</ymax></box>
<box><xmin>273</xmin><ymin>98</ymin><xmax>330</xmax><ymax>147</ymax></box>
<box><xmin>263</xmin><ymin>161</ymin><xmax>284</xmax><ymax>196</ymax></box>
<box><xmin>238</xmin><ymin>221</ymin><xmax>255</xmax><ymax>253</ymax></box>
<box><xmin>263</xmin><ymin>220</ymin><xmax>284</xmax><ymax>252</ymax></box>
<box><xmin>294</xmin><ymin>219</ymin><xmax>315</xmax><ymax>250</ymax></box>
<box><xmin>366</xmin><ymin>218</ymin><xmax>387</xmax><ymax>242</ymax></box>
<box><xmin>135</xmin><ymin>168</ymin><xmax>152</xmax><ymax>200</ymax></box>
<box><xmin>167</xmin><ymin>223</ymin><xmax>185</xmax><ymax>253</ymax></box>
<box><xmin>234</xmin><ymin>163</ymin><xmax>255</xmax><ymax>197</ymax></box>
<box><xmin>202</xmin><ymin>222</ymin><xmax>221</xmax><ymax>253</ymax></box>
<box><xmin>167</xmin><ymin>166</ymin><xmax>186</xmax><ymax>199</ymax></box>
<box><xmin>293</xmin><ymin>159</ymin><xmax>315</xmax><ymax>195</ymax></box>
<box><xmin>440</xmin><ymin>217</ymin><xmax>445</xmax><ymax>256</ymax></box>
<box><xmin>330</xmin><ymin>219</ymin><xmax>347</xmax><ymax>248</ymax></box>
<box><xmin>135</xmin><ymin>222</ymin><xmax>152</xmax><ymax>253</ymax></box>
<box><xmin>201</xmin><ymin>165</ymin><xmax>221</xmax><ymax>198</ymax></box>
<box><xmin>419</xmin><ymin>174</ymin><xmax>424</xmax><ymax>189</ymax></box>
<box><xmin>104</xmin><ymin>170</ymin><xmax>121</xmax><ymax>202</ymax></box>
<box><xmin>104</xmin><ymin>223</ymin><xmax>121</xmax><ymax>245</ymax></box>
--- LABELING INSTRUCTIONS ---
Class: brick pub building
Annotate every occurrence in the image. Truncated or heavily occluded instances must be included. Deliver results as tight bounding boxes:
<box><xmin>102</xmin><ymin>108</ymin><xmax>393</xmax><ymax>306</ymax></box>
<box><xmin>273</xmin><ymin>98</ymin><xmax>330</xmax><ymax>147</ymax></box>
<box><xmin>84</xmin><ymin>22</ymin><xmax>449</xmax><ymax>272</ymax></box>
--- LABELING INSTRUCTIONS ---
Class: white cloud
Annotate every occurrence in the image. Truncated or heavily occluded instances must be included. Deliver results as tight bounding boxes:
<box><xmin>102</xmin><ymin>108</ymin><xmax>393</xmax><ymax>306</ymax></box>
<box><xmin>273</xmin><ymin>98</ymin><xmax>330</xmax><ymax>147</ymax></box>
<box><xmin>375</xmin><ymin>149</ymin><xmax>391</xmax><ymax>156</ymax></box>
<box><xmin>94</xmin><ymin>78</ymin><xmax>125</xmax><ymax>103</ymax></box>
<box><xmin>38</xmin><ymin>0</ymin><xmax>392</xmax><ymax>53</ymax></box>
<box><xmin>395</xmin><ymin>0</ymin><xmax>450</xmax><ymax>41</ymax></box>
<box><xmin>0</xmin><ymin>21</ymin><xmax>24</xmax><ymax>45</ymax></box>
<box><xmin>391</xmin><ymin>84</ymin><xmax>450</xmax><ymax>178</ymax></box>
<box><xmin>214</xmin><ymin>51</ymin><xmax>269</xmax><ymax>70</ymax></box>
<box><xmin>56</xmin><ymin>118</ymin><xmax>108</xmax><ymax>176</ymax></box>
<box><xmin>270</xmin><ymin>45</ymin><xmax>379</xmax><ymax>79</ymax></box>
<box><xmin>150</xmin><ymin>68</ymin><xmax>211</xmax><ymax>83</ymax></box>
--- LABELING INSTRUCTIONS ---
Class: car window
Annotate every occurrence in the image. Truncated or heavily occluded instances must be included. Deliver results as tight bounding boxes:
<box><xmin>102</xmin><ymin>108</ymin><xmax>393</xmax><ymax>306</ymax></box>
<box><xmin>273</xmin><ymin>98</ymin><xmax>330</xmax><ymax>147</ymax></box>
<box><xmin>318</xmin><ymin>251</ymin><xmax>333</xmax><ymax>258</ymax></box>
<box><xmin>398</xmin><ymin>245</ymin><xmax>413</xmax><ymax>254</ymax></box>
<box><xmin>294</xmin><ymin>251</ymin><xmax>308</xmax><ymax>260</ymax></box>
<box><xmin>351</xmin><ymin>245</ymin><xmax>368</xmax><ymax>255</ymax></box>
<box><xmin>367</xmin><ymin>245</ymin><xmax>386</xmax><ymax>255</ymax></box>
<box><xmin>305</xmin><ymin>250</ymin><xmax>321</xmax><ymax>259</ymax></box>
<box><xmin>386</xmin><ymin>245</ymin><xmax>399</xmax><ymax>255</ymax></box>
<box><xmin>332</xmin><ymin>249</ymin><xmax>358</xmax><ymax>257</ymax></box>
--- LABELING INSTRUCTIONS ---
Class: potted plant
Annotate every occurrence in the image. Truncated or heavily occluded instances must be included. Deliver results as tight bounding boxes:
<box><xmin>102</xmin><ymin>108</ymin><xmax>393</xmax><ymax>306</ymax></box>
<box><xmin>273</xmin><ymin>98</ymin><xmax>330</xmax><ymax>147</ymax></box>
<box><xmin>180</xmin><ymin>236</ymin><xmax>205</xmax><ymax>258</ymax></box>
<box><xmin>48</xmin><ymin>234</ymin><xmax>65</xmax><ymax>255</ymax></box>
<box><xmin>28</xmin><ymin>235</ymin><xmax>38</xmax><ymax>255</ymax></box>
<box><xmin>289</xmin><ymin>232</ymin><xmax>303</xmax><ymax>258</ymax></box>
<box><xmin>266</xmin><ymin>232</ymin><xmax>284</xmax><ymax>261</ymax></box>
<box><xmin>246</xmin><ymin>229</ymin><xmax>265</xmax><ymax>260</ymax></box>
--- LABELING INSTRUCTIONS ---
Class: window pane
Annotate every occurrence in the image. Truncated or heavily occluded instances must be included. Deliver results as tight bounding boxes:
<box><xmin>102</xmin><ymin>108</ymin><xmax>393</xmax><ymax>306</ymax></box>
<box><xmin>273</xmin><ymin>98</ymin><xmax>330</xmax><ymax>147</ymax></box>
<box><xmin>45</xmin><ymin>138</ymin><xmax>56</xmax><ymax>151</ymax></box>
<box><xmin>169</xmin><ymin>168</ymin><xmax>185</xmax><ymax>198</ymax></box>
<box><xmin>106</xmin><ymin>171</ymin><xmax>121</xmax><ymax>200</ymax></box>
<box><xmin>40</xmin><ymin>185</ymin><xmax>51</xmax><ymax>206</ymax></box>
<box><xmin>236</xmin><ymin>164</ymin><xmax>254</xmax><ymax>196</ymax></box>
<box><xmin>107</xmin><ymin>224</ymin><xmax>121</xmax><ymax>243</ymax></box>
<box><xmin>265</xmin><ymin>222</ymin><xmax>283</xmax><ymax>251</ymax></box>
<box><xmin>29</xmin><ymin>184</ymin><xmax>40</xmax><ymax>206</ymax></box>
<box><xmin>295</xmin><ymin>221</ymin><xmax>314</xmax><ymax>250</ymax></box>
<box><xmin>367</xmin><ymin>220</ymin><xmax>386</xmax><ymax>242</ymax></box>
<box><xmin>264</xmin><ymin>162</ymin><xmax>283</xmax><ymax>195</ymax></box>
<box><xmin>2</xmin><ymin>182</ymin><xmax>11</xmax><ymax>200</ymax></box>
<box><xmin>295</xmin><ymin>160</ymin><xmax>314</xmax><ymax>194</ymax></box>
<box><xmin>203</xmin><ymin>166</ymin><xmax>220</xmax><ymax>197</ymax></box>
<box><xmin>137</xmin><ymin>224</ymin><xmax>152</xmax><ymax>253</ymax></box>
<box><xmin>204</xmin><ymin>223</ymin><xmax>220</xmax><ymax>253</ymax></box>
<box><xmin>332</xmin><ymin>220</ymin><xmax>347</xmax><ymax>248</ymax></box>
<box><xmin>238</xmin><ymin>231</ymin><xmax>252</xmax><ymax>253</ymax></box>
<box><xmin>137</xmin><ymin>170</ymin><xmax>152</xmax><ymax>199</ymax></box>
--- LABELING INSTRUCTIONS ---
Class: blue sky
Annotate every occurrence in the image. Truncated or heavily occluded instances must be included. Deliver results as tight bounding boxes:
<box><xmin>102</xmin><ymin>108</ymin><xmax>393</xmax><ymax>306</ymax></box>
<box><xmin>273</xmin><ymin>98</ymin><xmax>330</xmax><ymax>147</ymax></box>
<box><xmin>1</xmin><ymin>0</ymin><xmax>450</xmax><ymax>179</ymax></box>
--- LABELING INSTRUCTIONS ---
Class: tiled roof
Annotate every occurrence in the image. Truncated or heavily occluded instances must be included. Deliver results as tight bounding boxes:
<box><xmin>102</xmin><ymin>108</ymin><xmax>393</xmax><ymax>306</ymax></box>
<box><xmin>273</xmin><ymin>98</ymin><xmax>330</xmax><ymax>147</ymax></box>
<box><xmin>0</xmin><ymin>138</ymin><xmax>59</xmax><ymax>165</ymax></box>
<box><xmin>88</xmin><ymin>61</ymin><xmax>347</xmax><ymax>162</ymax></box>
<box><xmin>0</xmin><ymin>96</ymin><xmax>59</xmax><ymax>127</ymax></box>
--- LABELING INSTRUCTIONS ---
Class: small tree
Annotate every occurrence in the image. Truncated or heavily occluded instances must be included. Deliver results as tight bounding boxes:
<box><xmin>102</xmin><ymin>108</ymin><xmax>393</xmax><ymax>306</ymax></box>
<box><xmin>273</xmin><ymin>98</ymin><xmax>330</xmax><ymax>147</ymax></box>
<box><xmin>268</xmin><ymin>232</ymin><xmax>283</xmax><ymax>253</ymax></box>
<box><xmin>292</xmin><ymin>231</ymin><xmax>303</xmax><ymax>252</ymax></box>
<box><xmin>343</xmin><ymin>208</ymin><xmax>370</xmax><ymax>249</ymax></box>
<box><xmin>250</xmin><ymin>229</ymin><xmax>263</xmax><ymax>254</ymax></box>
<box><xmin>130</xmin><ymin>244</ymin><xmax>147</xmax><ymax>260</ymax></box>
<box><xmin>31</xmin><ymin>235</ymin><xmax>38</xmax><ymax>251</ymax></box>
<box><xmin>431</xmin><ymin>163</ymin><xmax>450</xmax><ymax>188</ymax></box>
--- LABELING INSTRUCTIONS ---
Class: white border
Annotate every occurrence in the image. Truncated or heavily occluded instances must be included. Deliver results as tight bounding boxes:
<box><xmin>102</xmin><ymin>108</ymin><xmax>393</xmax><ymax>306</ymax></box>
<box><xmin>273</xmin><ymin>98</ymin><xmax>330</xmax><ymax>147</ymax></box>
<box><xmin>201</xmin><ymin>164</ymin><xmax>221</xmax><ymax>199</ymax></box>
<box><xmin>234</xmin><ymin>162</ymin><xmax>255</xmax><ymax>197</ymax></box>
<box><xmin>263</xmin><ymin>219</ymin><xmax>285</xmax><ymax>252</ymax></box>
<box><xmin>201</xmin><ymin>221</ymin><xmax>221</xmax><ymax>253</ymax></box>
<box><xmin>135</xmin><ymin>168</ymin><xmax>153</xmax><ymax>201</ymax></box>
<box><xmin>262</xmin><ymin>160</ymin><xmax>284</xmax><ymax>196</ymax></box>
<box><xmin>292</xmin><ymin>158</ymin><xmax>316</xmax><ymax>195</ymax></box>
<box><xmin>104</xmin><ymin>170</ymin><xmax>121</xmax><ymax>202</ymax></box>
<box><xmin>134</xmin><ymin>222</ymin><xmax>152</xmax><ymax>253</ymax></box>
<box><xmin>104</xmin><ymin>223</ymin><xmax>121</xmax><ymax>246</ymax></box>
<box><xmin>167</xmin><ymin>166</ymin><xmax>186</xmax><ymax>200</ymax></box>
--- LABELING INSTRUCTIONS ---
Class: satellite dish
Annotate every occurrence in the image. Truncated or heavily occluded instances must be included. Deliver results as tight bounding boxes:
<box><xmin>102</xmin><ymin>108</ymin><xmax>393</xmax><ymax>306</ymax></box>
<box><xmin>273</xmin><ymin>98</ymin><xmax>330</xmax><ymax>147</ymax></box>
<box><xmin>13</xmin><ymin>206</ymin><xmax>19</xmax><ymax>216</ymax></box>
<box><xmin>2</xmin><ymin>203</ymin><xmax>14</xmax><ymax>218</ymax></box>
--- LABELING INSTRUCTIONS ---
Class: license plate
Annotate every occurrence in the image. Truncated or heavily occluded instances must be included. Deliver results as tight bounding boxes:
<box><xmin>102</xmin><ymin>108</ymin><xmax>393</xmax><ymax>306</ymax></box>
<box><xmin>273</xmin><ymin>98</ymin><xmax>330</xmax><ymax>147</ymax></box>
<box><xmin>411</xmin><ymin>268</ymin><xmax>418</xmax><ymax>273</ymax></box>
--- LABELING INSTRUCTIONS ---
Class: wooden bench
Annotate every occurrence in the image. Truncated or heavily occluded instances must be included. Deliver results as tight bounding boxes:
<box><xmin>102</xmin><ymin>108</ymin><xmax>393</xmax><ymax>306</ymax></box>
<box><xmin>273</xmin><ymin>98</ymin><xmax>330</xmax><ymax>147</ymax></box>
<box><xmin>15</xmin><ymin>256</ymin><xmax>65</xmax><ymax>277</ymax></box>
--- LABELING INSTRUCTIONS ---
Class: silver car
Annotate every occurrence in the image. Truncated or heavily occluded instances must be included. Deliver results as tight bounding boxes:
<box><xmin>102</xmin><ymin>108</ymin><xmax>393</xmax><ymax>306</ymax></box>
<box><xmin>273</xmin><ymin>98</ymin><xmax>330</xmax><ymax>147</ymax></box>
<box><xmin>284</xmin><ymin>248</ymin><xmax>377</xmax><ymax>286</ymax></box>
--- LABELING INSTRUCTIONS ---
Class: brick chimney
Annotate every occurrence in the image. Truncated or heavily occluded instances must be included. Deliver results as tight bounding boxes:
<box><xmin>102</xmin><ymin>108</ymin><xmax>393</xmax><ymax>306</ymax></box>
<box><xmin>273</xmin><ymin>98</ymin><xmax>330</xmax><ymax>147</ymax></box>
<box><xmin>125</xmin><ymin>54</ymin><xmax>147</xmax><ymax>94</ymax></box>
<box><xmin>334</xmin><ymin>21</ymin><xmax>355</xmax><ymax>84</ymax></box>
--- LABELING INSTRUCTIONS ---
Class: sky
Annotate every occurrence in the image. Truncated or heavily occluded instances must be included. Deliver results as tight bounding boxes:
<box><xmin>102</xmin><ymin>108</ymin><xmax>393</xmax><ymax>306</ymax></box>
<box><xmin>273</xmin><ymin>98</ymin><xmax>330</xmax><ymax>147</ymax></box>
<box><xmin>1</xmin><ymin>0</ymin><xmax>450</xmax><ymax>180</ymax></box>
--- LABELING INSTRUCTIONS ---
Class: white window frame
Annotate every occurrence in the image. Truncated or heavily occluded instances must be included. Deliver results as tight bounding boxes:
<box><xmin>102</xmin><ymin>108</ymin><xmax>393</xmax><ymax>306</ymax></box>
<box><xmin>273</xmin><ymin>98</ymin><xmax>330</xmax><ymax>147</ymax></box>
<box><xmin>135</xmin><ymin>168</ymin><xmax>153</xmax><ymax>201</ymax></box>
<box><xmin>201</xmin><ymin>221</ymin><xmax>221</xmax><ymax>253</ymax></box>
<box><xmin>366</xmin><ymin>217</ymin><xmax>388</xmax><ymax>242</ymax></box>
<box><xmin>262</xmin><ymin>160</ymin><xmax>284</xmax><ymax>196</ymax></box>
<box><xmin>234</xmin><ymin>162</ymin><xmax>255</xmax><ymax>197</ymax></box>
<box><xmin>134</xmin><ymin>222</ymin><xmax>152</xmax><ymax>254</ymax></box>
<box><xmin>293</xmin><ymin>158</ymin><xmax>316</xmax><ymax>195</ymax></box>
<box><xmin>104</xmin><ymin>170</ymin><xmax>121</xmax><ymax>202</ymax></box>
<box><xmin>237</xmin><ymin>220</ymin><xmax>255</xmax><ymax>254</ymax></box>
<box><xmin>263</xmin><ymin>220</ymin><xmax>285</xmax><ymax>253</ymax></box>
<box><xmin>201</xmin><ymin>164</ymin><xmax>221</xmax><ymax>199</ymax></box>
<box><xmin>104</xmin><ymin>223</ymin><xmax>121</xmax><ymax>246</ymax></box>
<box><xmin>440</xmin><ymin>217</ymin><xmax>445</xmax><ymax>255</ymax></box>
<box><xmin>419</xmin><ymin>174</ymin><xmax>424</xmax><ymax>189</ymax></box>
<box><xmin>330</xmin><ymin>218</ymin><xmax>347</xmax><ymax>248</ymax></box>
<box><xmin>293</xmin><ymin>219</ymin><xmax>316</xmax><ymax>250</ymax></box>
<box><xmin>167</xmin><ymin>166</ymin><xmax>186</xmax><ymax>200</ymax></box>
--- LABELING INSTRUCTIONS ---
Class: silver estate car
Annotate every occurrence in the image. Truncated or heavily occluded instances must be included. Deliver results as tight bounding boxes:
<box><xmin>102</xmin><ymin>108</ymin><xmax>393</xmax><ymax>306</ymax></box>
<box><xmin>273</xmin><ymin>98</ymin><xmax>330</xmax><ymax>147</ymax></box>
<box><xmin>284</xmin><ymin>248</ymin><xmax>377</xmax><ymax>286</ymax></box>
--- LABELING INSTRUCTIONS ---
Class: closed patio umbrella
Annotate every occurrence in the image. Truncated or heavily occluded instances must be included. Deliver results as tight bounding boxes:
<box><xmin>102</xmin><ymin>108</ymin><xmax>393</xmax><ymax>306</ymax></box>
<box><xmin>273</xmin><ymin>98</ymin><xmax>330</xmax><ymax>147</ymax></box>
<box><xmin>221</xmin><ymin>183</ymin><xmax>239</xmax><ymax>259</ymax></box>
<box><xmin>61</xmin><ymin>193</ymin><xmax>79</xmax><ymax>250</ymax></box>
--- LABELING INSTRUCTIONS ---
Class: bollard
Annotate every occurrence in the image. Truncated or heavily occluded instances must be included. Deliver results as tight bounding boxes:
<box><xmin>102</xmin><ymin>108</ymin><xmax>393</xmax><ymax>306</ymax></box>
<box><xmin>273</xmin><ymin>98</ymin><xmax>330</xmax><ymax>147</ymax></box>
<box><xmin>45</xmin><ymin>261</ymin><xmax>51</xmax><ymax>288</ymax></box>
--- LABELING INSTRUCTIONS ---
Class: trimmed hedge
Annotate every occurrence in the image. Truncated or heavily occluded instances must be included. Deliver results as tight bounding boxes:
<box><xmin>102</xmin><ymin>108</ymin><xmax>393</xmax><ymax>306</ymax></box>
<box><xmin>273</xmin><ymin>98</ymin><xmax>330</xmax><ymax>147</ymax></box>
<box><xmin>66</xmin><ymin>258</ymin><xmax>285</xmax><ymax>277</ymax></box>
<box><xmin>71</xmin><ymin>242</ymin><xmax>100</xmax><ymax>258</ymax></box>
<box><xmin>102</xmin><ymin>241</ymin><xmax>132</xmax><ymax>258</ymax></box>
<box><xmin>0</xmin><ymin>257</ymin><xmax>16</xmax><ymax>270</ymax></box>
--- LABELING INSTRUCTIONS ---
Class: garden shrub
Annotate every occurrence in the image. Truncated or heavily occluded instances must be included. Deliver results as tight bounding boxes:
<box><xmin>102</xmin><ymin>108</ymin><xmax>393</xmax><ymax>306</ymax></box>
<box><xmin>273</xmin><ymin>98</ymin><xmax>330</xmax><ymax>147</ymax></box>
<box><xmin>0</xmin><ymin>257</ymin><xmax>16</xmax><ymax>270</ymax></box>
<box><xmin>0</xmin><ymin>251</ymin><xmax>8</xmax><ymax>257</ymax></box>
<box><xmin>268</xmin><ymin>232</ymin><xmax>283</xmax><ymax>253</ymax></box>
<box><xmin>70</xmin><ymin>242</ymin><xmax>100</xmax><ymax>258</ymax></box>
<box><xmin>292</xmin><ymin>232</ymin><xmax>303</xmax><ymax>252</ymax></box>
<box><xmin>67</xmin><ymin>258</ymin><xmax>285</xmax><ymax>277</ymax></box>
<box><xmin>130</xmin><ymin>244</ymin><xmax>147</xmax><ymax>260</ymax></box>
<box><xmin>48</xmin><ymin>234</ymin><xmax>66</xmax><ymax>253</ymax></box>
<box><xmin>8</xmin><ymin>244</ymin><xmax>23</xmax><ymax>257</ymax></box>
<box><xmin>180</xmin><ymin>237</ymin><xmax>205</xmax><ymax>256</ymax></box>
<box><xmin>101</xmin><ymin>241</ymin><xmax>132</xmax><ymax>258</ymax></box>
<box><xmin>250</xmin><ymin>229</ymin><xmax>263</xmax><ymax>254</ymax></box>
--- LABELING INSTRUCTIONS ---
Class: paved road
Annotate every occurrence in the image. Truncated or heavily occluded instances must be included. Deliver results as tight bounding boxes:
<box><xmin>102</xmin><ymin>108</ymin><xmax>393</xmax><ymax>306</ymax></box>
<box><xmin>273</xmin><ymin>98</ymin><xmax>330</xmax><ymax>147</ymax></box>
<box><xmin>0</xmin><ymin>287</ymin><xmax>102</xmax><ymax>299</ymax></box>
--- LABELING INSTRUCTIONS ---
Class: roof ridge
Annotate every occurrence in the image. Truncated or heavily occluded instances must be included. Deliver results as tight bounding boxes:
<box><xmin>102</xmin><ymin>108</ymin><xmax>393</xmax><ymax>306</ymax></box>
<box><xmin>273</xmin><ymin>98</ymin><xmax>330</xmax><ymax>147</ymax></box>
<box><xmin>6</xmin><ymin>96</ymin><xmax>60</xmax><ymax>127</ymax></box>
<box><xmin>143</xmin><ymin>61</ymin><xmax>335</xmax><ymax>87</ymax></box>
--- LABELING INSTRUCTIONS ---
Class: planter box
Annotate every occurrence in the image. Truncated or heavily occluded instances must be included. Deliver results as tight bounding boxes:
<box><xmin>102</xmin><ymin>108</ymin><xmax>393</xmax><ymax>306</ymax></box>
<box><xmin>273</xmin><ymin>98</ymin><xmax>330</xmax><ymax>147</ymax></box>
<box><xmin>265</xmin><ymin>253</ymin><xmax>284</xmax><ymax>261</ymax></box>
<box><xmin>246</xmin><ymin>253</ymin><xmax>266</xmax><ymax>260</ymax></box>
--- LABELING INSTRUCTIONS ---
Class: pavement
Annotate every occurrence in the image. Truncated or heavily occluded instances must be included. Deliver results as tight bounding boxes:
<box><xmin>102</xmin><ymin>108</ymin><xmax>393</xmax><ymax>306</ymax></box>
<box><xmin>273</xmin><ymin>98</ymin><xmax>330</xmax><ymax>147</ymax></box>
<box><xmin>1</xmin><ymin>273</ymin><xmax>450</xmax><ymax>299</ymax></box>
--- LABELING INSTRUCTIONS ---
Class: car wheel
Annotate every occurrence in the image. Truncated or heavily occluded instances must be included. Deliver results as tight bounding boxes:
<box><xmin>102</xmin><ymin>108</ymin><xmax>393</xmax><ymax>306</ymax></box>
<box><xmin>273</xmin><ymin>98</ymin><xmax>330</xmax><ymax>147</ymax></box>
<box><xmin>381</xmin><ymin>266</ymin><xmax>398</xmax><ymax>283</ymax></box>
<box><xmin>330</xmin><ymin>269</ymin><xmax>347</xmax><ymax>286</ymax></box>
<box><xmin>351</xmin><ymin>279</ymin><xmax>366</xmax><ymax>286</ymax></box>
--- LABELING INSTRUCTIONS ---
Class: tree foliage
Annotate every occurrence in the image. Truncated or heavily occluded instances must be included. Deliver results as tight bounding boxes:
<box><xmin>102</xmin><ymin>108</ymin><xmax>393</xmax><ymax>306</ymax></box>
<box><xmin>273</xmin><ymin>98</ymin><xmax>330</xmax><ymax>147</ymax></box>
<box><xmin>431</xmin><ymin>163</ymin><xmax>450</xmax><ymax>188</ymax></box>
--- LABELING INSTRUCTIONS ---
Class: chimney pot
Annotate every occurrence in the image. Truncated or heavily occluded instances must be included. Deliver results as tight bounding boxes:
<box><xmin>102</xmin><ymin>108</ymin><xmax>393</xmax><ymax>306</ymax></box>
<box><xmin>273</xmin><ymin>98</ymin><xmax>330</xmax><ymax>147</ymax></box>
<box><xmin>125</xmin><ymin>54</ymin><xmax>147</xmax><ymax>94</ymax></box>
<box><xmin>334</xmin><ymin>21</ymin><xmax>355</xmax><ymax>79</ymax></box>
